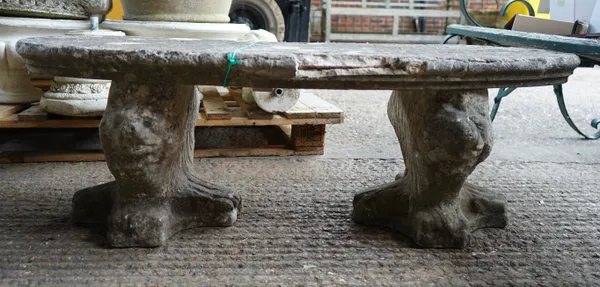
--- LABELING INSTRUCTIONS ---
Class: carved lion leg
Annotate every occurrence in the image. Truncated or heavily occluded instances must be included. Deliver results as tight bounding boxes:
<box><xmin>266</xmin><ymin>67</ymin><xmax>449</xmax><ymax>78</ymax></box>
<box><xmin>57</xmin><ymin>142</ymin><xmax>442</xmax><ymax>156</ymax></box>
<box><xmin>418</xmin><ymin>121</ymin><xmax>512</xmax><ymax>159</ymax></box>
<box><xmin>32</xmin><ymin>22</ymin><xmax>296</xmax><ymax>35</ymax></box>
<box><xmin>72</xmin><ymin>80</ymin><xmax>241</xmax><ymax>248</ymax></box>
<box><xmin>353</xmin><ymin>89</ymin><xmax>507</xmax><ymax>248</ymax></box>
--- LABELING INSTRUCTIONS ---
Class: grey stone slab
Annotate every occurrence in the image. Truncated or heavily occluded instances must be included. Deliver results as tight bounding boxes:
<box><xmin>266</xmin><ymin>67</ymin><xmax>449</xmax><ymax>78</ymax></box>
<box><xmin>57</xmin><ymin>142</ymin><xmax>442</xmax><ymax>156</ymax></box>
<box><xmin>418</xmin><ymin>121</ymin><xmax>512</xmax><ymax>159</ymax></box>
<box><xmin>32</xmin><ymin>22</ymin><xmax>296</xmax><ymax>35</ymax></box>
<box><xmin>16</xmin><ymin>36</ymin><xmax>580</xmax><ymax>89</ymax></box>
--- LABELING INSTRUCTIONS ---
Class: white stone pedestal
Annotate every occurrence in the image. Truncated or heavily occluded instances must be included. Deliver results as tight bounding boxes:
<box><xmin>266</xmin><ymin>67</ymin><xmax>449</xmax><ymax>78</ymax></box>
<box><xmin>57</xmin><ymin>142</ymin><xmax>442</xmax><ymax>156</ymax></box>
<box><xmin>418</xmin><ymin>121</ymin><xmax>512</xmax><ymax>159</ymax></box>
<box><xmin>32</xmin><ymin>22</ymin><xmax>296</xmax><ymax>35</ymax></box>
<box><xmin>40</xmin><ymin>77</ymin><xmax>111</xmax><ymax>117</ymax></box>
<box><xmin>119</xmin><ymin>0</ymin><xmax>234</xmax><ymax>23</ymax></box>
<box><xmin>0</xmin><ymin>16</ymin><xmax>89</xmax><ymax>104</ymax></box>
<box><xmin>100</xmin><ymin>20</ymin><xmax>251</xmax><ymax>39</ymax></box>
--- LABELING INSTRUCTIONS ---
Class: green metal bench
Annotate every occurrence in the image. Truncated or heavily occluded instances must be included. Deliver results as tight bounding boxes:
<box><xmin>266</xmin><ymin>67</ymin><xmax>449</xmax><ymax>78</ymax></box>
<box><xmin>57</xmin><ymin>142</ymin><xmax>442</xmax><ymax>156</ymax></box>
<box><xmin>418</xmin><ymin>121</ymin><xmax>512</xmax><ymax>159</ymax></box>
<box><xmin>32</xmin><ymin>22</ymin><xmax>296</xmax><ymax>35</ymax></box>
<box><xmin>444</xmin><ymin>0</ymin><xmax>600</xmax><ymax>140</ymax></box>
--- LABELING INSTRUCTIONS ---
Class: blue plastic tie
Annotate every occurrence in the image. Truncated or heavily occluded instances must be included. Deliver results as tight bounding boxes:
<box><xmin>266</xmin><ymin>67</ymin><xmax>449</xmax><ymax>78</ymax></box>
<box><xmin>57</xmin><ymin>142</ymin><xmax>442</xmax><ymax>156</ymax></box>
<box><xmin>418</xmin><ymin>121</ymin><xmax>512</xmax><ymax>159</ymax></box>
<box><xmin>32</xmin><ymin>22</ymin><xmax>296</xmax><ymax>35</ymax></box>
<box><xmin>223</xmin><ymin>41</ymin><xmax>259</xmax><ymax>87</ymax></box>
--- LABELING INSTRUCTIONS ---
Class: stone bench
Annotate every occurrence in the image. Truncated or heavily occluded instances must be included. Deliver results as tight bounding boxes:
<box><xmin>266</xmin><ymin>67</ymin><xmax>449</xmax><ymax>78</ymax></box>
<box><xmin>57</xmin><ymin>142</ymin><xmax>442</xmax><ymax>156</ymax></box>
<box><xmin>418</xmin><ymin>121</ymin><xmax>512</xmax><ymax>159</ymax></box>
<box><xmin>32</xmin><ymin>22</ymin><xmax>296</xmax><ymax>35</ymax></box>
<box><xmin>16</xmin><ymin>36</ymin><xmax>580</xmax><ymax>249</ymax></box>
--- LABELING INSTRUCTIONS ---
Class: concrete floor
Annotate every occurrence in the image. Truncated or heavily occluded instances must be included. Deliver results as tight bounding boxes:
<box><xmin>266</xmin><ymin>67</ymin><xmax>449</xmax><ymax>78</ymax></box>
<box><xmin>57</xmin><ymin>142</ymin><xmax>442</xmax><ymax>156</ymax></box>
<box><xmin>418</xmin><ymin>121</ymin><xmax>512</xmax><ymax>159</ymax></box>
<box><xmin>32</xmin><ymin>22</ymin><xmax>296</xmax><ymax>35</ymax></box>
<box><xmin>1</xmin><ymin>68</ymin><xmax>599</xmax><ymax>286</ymax></box>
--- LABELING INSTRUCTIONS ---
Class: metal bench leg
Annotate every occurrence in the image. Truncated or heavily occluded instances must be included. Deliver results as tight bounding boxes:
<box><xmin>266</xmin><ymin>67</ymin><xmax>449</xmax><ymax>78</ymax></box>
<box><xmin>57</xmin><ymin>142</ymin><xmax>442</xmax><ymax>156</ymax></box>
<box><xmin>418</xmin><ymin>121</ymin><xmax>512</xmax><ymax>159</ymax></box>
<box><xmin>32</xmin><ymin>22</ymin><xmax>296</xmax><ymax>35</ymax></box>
<box><xmin>490</xmin><ymin>87</ymin><xmax>516</xmax><ymax>122</ymax></box>
<box><xmin>554</xmin><ymin>84</ymin><xmax>600</xmax><ymax>140</ymax></box>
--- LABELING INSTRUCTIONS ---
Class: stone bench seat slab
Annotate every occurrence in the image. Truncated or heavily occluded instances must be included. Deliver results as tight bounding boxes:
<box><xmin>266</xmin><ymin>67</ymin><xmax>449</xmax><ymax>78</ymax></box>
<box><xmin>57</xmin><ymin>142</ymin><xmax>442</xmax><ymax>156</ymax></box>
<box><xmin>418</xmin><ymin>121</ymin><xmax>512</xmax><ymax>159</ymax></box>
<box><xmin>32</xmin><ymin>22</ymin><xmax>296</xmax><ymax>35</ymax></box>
<box><xmin>18</xmin><ymin>36</ymin><xmax>579</xmax><ymax>90</ymax></box>
<box><xmin>15</xmin><ymin>36</ymin><xmax>580</xmax><ymax>249</ymax></box>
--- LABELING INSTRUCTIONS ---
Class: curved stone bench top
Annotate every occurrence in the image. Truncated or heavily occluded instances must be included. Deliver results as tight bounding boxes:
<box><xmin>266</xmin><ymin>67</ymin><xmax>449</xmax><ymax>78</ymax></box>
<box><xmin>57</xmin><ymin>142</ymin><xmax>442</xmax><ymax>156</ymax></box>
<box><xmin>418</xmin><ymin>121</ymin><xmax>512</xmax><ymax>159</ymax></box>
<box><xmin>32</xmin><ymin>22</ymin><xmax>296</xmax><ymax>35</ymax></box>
<box><xmin>16</xmin><ymin>36</ymin><xmax>580</xmax><ymax>90</ymax></box>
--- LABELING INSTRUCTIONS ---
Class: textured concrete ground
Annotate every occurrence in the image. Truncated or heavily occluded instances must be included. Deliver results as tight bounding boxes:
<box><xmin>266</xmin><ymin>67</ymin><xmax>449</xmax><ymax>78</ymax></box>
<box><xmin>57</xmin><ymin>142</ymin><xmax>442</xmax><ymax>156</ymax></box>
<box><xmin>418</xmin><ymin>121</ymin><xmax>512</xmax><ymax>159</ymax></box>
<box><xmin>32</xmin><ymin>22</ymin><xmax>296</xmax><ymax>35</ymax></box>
<box><xmin>1</xmin><ymin>68</ymin><xmax>599</xmax><ymax>286</ymax></box>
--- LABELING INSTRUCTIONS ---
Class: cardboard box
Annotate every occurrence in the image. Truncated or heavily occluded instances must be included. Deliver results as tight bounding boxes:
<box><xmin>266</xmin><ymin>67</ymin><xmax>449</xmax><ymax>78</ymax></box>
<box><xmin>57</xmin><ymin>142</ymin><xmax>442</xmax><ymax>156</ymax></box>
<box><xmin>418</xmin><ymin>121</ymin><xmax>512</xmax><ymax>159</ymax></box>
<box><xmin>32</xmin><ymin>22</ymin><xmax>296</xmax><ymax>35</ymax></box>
<box><xmin>550</xmin><ymin>0</ymin><xmax>597</xmax><ymax>24</ymax></box>
<box><xmin>505</xmin><ymin>14</ymin><xmax>587</xmax><ymax>35</ymax></box>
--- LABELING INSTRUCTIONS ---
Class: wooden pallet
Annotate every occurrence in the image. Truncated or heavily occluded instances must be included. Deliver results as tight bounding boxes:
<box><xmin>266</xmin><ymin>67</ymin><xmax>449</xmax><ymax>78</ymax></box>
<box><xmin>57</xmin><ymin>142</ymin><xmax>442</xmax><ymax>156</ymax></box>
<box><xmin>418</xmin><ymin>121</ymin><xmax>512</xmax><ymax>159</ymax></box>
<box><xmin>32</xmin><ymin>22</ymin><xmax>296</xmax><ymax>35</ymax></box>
<box><xmin>0</xmin><ymin>86</ymin><xmax>343</xmax><ymax>163</ymax></box>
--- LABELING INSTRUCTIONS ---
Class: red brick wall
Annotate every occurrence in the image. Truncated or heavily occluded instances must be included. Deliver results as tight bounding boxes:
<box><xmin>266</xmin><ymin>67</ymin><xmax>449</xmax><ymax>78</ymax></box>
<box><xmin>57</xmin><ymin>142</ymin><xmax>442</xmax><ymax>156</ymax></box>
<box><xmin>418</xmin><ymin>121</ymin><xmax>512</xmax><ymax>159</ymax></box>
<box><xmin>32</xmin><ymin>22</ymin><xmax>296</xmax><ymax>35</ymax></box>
<box><xmin>309</xmin><ymin>0</ymin><xmax>508</xmax><ymax>41</ymax></box>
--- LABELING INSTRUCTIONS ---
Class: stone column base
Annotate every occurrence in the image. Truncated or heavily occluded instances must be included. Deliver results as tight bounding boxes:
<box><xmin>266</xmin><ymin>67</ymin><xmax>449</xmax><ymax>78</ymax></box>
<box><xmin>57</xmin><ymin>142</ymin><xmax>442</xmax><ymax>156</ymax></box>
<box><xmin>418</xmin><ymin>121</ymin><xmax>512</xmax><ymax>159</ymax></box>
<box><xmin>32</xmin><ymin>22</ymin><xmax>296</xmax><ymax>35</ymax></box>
<box><xmin>0</xmin><ymin>71</ymin><xmax>44</xmax><ymax>104</ymax></box>
<box><xmin>41</xmin><ymin>77</ymin><xmax>111</xmax><ymax>117</ymax></box>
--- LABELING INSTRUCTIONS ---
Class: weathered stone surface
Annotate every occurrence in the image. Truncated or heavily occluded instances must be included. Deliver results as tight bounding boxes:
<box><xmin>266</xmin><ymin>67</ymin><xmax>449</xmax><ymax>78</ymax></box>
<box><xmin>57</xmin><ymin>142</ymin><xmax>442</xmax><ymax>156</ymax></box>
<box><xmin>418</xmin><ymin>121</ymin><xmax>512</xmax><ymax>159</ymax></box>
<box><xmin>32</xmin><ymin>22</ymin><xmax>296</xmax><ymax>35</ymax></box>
<box><xmin>16</xmin><ymin>36</ymin><xmax>580</xmax><ymax>90</ymax></box>
<box><xmin>0</xmin><ymin>0</ymin><xmax>90</xmax><ymax>19</ymax></box>
<box><xmin>353</xmin><ymin>89</ymin><xmax>506</xmax><ymax>248</ymax></box>
<box><xmin>72</xmin><ymin>81</ymin><xmax>241</xmax><ymax>248</ymax></box>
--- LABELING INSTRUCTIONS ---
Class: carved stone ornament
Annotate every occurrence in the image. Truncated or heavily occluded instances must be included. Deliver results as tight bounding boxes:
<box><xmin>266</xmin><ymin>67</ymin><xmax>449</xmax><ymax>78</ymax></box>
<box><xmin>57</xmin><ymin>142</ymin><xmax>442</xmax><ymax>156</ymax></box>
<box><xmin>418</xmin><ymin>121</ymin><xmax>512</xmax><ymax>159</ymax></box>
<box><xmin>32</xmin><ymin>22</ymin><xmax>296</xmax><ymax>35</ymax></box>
<box><xmin>41</xmin><ymin>77</ymin><xmax>111</xmax><ymax>117</ymax></box>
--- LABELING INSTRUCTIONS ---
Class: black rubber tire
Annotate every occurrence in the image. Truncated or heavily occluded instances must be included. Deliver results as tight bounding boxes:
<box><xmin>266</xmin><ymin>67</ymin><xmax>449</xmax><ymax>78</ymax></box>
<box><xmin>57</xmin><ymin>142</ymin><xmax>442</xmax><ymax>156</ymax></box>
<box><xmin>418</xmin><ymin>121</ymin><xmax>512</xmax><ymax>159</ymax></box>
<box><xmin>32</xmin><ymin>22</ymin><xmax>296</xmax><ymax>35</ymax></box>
<box><xmin>229</xmin><ymin>0</ymin><xmax>286</xmax><ymax>42</ymax></box>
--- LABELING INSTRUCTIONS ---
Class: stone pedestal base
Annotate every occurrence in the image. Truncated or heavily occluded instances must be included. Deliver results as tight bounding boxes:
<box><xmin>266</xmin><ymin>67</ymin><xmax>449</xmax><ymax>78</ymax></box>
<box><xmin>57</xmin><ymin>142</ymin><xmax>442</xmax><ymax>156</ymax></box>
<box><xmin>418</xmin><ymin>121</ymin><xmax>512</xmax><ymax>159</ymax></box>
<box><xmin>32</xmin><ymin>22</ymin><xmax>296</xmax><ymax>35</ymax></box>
<box><xmin>120</xmin><ymin>0</ymin><xmax>233</xmax><ymax>23</ymax></box>
<box><xmin>72</xmin><ymin>81</ymin><xmax>241</xmax><ymax>248</ymax></box>
<box><xmin>352</xmin><ymin>89</ymin><xmax>508</xmax><ymax>248</ymax></box>
<box><xmin>41</xmin><ymin>77</ymin><xmax>111</xmax><ymax>117</ymax></box>
<box><xmin>0</xmin><ymin>71</ymin><xmax>44</xmax><ymax>104</ymax></box>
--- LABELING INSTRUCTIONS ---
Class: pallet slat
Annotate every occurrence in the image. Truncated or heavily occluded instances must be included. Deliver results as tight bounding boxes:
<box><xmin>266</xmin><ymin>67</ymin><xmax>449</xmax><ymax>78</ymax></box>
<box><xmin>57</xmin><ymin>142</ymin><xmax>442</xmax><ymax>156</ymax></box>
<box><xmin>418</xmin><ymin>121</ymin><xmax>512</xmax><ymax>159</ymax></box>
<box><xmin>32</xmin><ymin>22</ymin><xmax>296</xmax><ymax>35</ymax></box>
<box><xmin>195</xmin><ymin>113</ymin><xmax>340</xmax><ymax>126</ymax></box>
<box><xmin>0</xmin><ymin>90</ymin><xmax>343</xmax><ymax>129</ymax></box>
<box><xmin>0</xmin><ymin>151</ymin><xmax>106</xmax><ymax>164</ymax></box>
<box><xmin>282</xmin><ymin>98</ymin><xmax>317</xmax><ymax>119</ymax></box>
<box><xmin>231</xmin><ymin>93</ymin><xmax>274</xmax><ymax>120</ymax></box>
<box><xmin>0</xmin><ymin>87</ymin><xmax>342</xmax><ymax>163</ymax></box>
<box><xmin>199</xmin><ymin>87</ymin><xmax>232</xmax><ymax>120</ymax></box>
<box><xmin>297</xmin><ymin>93</ymin><xmax>343</xmax><ymax>118</ymax></box>
<box><xmin>0</xmin><ymin>116</ymin><xmax>101</xmax><ymax>128</ymax></box>
<box><xmin>31</xmin><ymin>79</ymin><xmax>53</xmax><ymax>91</ymax></box>
<box><xmin>17</xmin><ymin>105</ymin><xmax>47</xmax><ymax>121</ymax></box>
<box><xmin>0</xmin><ymin>146</ymin><xmax>325</xmax><ymax>164</ymax></box>
<box><xmin>0</xmin><ymin>105</ymin><xmax>25</xmax><ymax>120</ymax></box>
<box><xmin>0</xmin><ymin>112</ymin><xmax>341</xmax><ymax>128</ymax></box>
<box><xmin>0</xmin><ymin>124</ymin><xmax>325</xmax><ymax>163</ymax></box>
